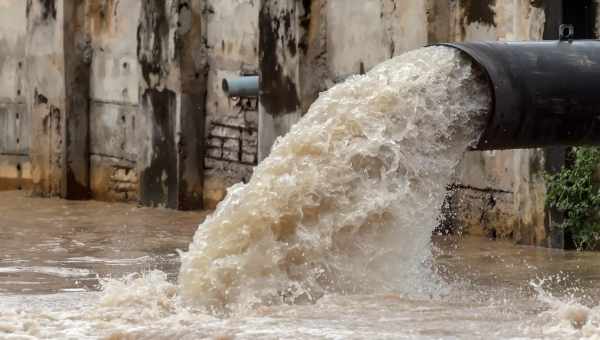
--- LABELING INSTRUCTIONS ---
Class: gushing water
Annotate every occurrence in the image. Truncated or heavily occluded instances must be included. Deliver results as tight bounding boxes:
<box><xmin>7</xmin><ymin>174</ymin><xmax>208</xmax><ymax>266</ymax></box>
<box><xmin>178</xmin><ymin>46</ymin><xmax>491</xmax><ymax>312</ymax></box>
<box><xmin>4</xmin><ymin>46</ymin><xmax>600</xmax><ymax>340</ymax></box>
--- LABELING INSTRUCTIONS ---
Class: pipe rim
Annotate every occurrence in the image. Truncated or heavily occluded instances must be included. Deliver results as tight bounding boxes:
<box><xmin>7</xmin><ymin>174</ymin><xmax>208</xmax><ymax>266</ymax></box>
<box><xmin>435</xmin><ymin>43</ymin><xmax>497</xmax><ymax>150</ymax></box>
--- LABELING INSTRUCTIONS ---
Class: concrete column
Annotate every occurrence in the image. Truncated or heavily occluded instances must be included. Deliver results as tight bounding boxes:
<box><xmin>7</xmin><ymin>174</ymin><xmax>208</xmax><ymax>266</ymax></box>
<box><xmin>0</xmin><ymin>1</ymin><xmax>30</xmax><ymax>191</ymax></box>
<box><xmin>177</xmin><ymin>0</ymin><xmax>207</xmax><ymax>210</ymax></box>
<box><xmin>258</xmin><ymin>0</ymin><xmax>301</xmax><ymax>160</ymax></box>
<box><xmin>63</xmin><ymin>0</ymin><xmax>92</xmax><ymax>199</ymax></box>
<box><xmin>137</xmin><ymin>0</ymin><xmax>207</xmax><ymax>210</ymax></box>
<box><xmin>27</xmin><ymin>0</ymin><xmax>91</xmax><ymax>199</ymax></box>
<box><xmin>298</xmin><ymin>0</ymin><xmax>328</xmax><ymax>113</ymax></box>
<box><xmin>27</xmin><ymin>0</ymin><xmax>64</xmax><ymax>197</ymax></box>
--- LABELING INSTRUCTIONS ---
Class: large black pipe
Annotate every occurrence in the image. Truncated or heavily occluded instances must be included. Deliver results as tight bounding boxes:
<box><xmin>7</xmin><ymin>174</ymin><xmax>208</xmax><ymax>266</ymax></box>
<box><xmin>440</xmin><ymin>41</ymin><xmax>600</xmax><ymax>150</ymax></box>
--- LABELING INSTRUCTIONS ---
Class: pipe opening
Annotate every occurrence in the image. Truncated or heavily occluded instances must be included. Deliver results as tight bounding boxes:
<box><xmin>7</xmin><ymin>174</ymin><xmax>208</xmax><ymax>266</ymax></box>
<box><xmin>440</xmin><ymin>41</ymin><xmax>600</xmax><ymax>150</ymax></box>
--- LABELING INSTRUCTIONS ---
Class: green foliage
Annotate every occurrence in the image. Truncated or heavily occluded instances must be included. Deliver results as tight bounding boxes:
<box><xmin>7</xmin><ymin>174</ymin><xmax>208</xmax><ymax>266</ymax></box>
<box><xmin>546</xmin><ymin>147</ymin><xmax>600</xmax><ymax>251</ymax></box>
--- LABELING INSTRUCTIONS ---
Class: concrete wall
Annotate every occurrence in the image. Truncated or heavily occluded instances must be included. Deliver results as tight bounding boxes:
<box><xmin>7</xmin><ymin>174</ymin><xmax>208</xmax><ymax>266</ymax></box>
<box><xmin>0</xmin><ymin>0</ymin><xmax>30</xmax><ymax>191</ymax></box>
<box><xmin>203</xmin><ymin>0</ymin><xmax>259</xmax><ymax>209</ymax></box>
<box><xmin>0</xmin><ymin>0</ymin><xmax>207</xmax><ymax>210</ymax></box>
<box><xmin>87</xmin><ymin>0</ymin><xmax>141</xmax><ymax>202</ymax></box>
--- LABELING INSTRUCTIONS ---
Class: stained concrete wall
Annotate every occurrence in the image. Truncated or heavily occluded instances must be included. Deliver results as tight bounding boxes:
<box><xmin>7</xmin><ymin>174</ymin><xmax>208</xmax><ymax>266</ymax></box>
<box><xmin>203</xmin><ymin>0</ymin><xmax>260</xmax><ymax>209</ymax></box>
<box><xmin>0</xmin><ymin>0</ymin><xmax>30</xmax><ymax>191</ymax></box>
<box><xmin>26</xmin><ymin>0</ymin><xmax>70</xmax><ymax>197</ymax></box>
<box><xmin>87</xmin><ymin>0</ymin><xmax>141</xmax><ymax>202</ymax></box>
<box><xmin>0</xmin><ymin>0</ymin><xmax>207</xmax><ymax>210</ymax></box>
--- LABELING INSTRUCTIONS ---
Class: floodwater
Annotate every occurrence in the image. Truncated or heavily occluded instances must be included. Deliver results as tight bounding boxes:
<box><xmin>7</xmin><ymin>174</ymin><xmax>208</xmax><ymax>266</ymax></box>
<box><xmin>2</xmin><ymin>190</ymin><xmax>600</xmax><ymax>339</ymax></box>
<box><xmin>0</xmin><ymin>190</ymin><xmax>208</xmax><ymax>295</ymax></box>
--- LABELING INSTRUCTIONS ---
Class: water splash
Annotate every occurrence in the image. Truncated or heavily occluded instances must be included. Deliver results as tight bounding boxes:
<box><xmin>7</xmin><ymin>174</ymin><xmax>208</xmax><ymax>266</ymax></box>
<box><xmin>0</xmin><ymin>46</ymin><xmax>502</xmax><ymax>339</ymax></box>
<box><xmin>179</xmin><ymin>46</ymin><xmax>492</xmax><ymax>312</ymax></box>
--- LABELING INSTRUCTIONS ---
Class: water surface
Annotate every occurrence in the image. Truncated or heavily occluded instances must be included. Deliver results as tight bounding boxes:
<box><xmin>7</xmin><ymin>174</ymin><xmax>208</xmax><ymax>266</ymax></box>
<box><xmin>1</xmin><ymin>191</ymin><xmax>599</xmax><ymax>339</ymax></box>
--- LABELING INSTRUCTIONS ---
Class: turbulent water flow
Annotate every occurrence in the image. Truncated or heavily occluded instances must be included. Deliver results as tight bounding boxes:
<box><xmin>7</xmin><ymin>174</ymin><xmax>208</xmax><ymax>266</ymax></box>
<box><xmin>178</xmin><ymin>46</ymin><xmax>491</xmax><ymax>311</ymax></box>
<box><xmin>5</xmin><ymin>46</ymin><xmax>600</xmax><ymax>339</ymax></box>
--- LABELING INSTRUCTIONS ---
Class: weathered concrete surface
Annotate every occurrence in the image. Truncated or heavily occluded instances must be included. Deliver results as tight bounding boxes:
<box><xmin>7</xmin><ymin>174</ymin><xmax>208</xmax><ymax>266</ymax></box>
<box><xmin>327</xmin><ymin>0</ymin><xmax>429</xmax><ymax>79</ymax></box>
<box><xmin>86</xmin><ymin>0</ymin><xmax>141</xmax><ymax>202</ymax></box>
<box><xmin>137</xmin><ymin>0</ymin><xmax>207</xmax><ymax>210</ymax></box>
<box><xmin>298</xmin><ymin>0</ymin><xmax>328</xmax><ymax>113</ymax></box>
<box><xmin>23</xmin><ymin>0</ymin><xmax>92</xmax><ymax>199</ymax></box>
<box><xmin>178</xmin><ymin>0</ymin><xmax>208</xmax><ymax>210</ymax></box>
<box><xmin>203</xmin><ymin>0</ymin><xmax>259</xmax><ymax>208</ymax></box>
<box><xmin>452</xmin><ymin>149</ymin><xmax>546</xmax><ymax>244</ymax></box>
<box><xmin>1</xmin><ymin>0</ymin><xmax>207</xmax><ymax>210</ymax></box>
<box><xmin>258</xmin><ymin>0</ymin><xmax>302</xmax><ymax>161</ymax></box>
<box><xmin>88</xmin><ymin>101</ymin><xmax>138</xmax><ymax>202</ymax></box>
<box><xmin>384</xmin><ymin>0</ymin><xmax>429</xmax><ymax>57</ymax></box>
<box><xmin>0</xmin><ymin>1</ymin><xmax>31</xmax><ymax>191</ymax></box>
<box><xmin>326</xmin><ymin>0</ymin><xmax>387</xmax><ymax>78</ymax></box>
<box><xmin>26</xmin><ymin>0</ymin><xmax>67</xmax><ymax>197</ymax></box>
<box><xmin>63</xmin><ymin>0</ymin><xmax>92</xmax><ymax>199</ymax></box>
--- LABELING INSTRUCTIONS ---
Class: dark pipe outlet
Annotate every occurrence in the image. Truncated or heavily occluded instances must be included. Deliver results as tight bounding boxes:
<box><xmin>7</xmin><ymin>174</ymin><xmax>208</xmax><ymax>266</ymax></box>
<box><xmin>440</xmin><ymin>41</ymin><xmax>600</xmax><ymax>150</ymax></box>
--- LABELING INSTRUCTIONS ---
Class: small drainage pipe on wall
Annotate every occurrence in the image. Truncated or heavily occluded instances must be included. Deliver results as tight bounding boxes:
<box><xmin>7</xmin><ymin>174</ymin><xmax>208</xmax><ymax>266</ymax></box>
<box><xmin>222</xmin><ymin>76</ymin><xmax>259</xmax><ymax>98</ymax></box>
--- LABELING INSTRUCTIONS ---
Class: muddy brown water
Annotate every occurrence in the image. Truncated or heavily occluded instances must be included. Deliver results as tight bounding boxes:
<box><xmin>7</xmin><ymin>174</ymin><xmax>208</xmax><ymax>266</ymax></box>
<box><xmin>2</xmin><ymin>190</ymin><xmax>600</xmax><ymax>339</ymax></box>
<box><xmin>0</xmin><ymin>191</ymin><xmax>208</xmax><ymax>295</ymax></box>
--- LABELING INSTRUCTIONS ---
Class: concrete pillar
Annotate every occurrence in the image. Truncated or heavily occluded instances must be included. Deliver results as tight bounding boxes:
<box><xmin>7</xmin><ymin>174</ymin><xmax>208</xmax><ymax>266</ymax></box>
<box><xmin>26</xmin><ymin>0</ymin><xmax>91</xmax><ymax>199</ymax></box>
<box><xmin>258</xmin><ymin>0</ymin><xmax>301</xmax><ymax>160</ymax></box>
<box><xmin>63</xmin><ymin>0</ymin><xmax>92</xmax><ymax>199</ymax></box>
<box><xmin>178</xmin><ymin>0</ymin><xmax>207</xmax><ymax>210</ymax></box>
<box><xmin>137</xmin><ymin>0</ymin><xmax>207</xmax><ymax>210</ymax></box>
<box><xmin>298</xmin><ymin>0</ymin><xmax>328</xmax><ymax>113</ymax></box>
<box><xmin>0</xmin><ymin>1</ymin><xmax>30</xmax><ymax>191</ymax></box>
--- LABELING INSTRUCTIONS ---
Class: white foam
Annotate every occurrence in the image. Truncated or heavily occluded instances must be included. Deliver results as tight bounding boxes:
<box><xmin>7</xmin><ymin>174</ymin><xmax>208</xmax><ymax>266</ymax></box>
<box><xmin>0</xmin><ymin>46</ymin><xmax>499</xmax><ymax>338</ymax></box>
<box><xmin>179</xmin><ymin>46</ymin><xmax>491</xmax><ymax>312</ymax></box>
<box><xmin>0</xmin><ymin>266</ymin><xmax>93</xmax><ymax>278</ymax></box>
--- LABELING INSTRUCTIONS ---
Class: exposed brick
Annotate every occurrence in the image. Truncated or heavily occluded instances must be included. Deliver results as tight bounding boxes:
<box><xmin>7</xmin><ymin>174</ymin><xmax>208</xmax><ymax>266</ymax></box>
<box><xmin>223</xmin><ymin>138</ymin><xmax>240</xmax><ymax>150</ymax></box>
<box><xmin>211</xmin><ymin>125</ymin><xmax>241</xmax><ymax>139</ymax></box>
<box><xmin>242</xmin><ymin>152</ymin><xmax>256</xmax><ymax>164</ymax></box>
<box><xmin>242</xmin><ymin>145</ymin><xmax>257</xmax><ymax>155</ymax></box>
<box><xmin>207</xmin><ymin>137</ymin><xmax>224</xmax><ymax>148</ymax></box>
<box><xmin>114</xmin><ymin>182</ymin><xmax>136</xmax><ymax>193</ymax></box>
<box><xmin>111</xmin><ymin>167</ymin><xmax>137</xmax><ymax>183</ymax></box>
<box><xmin>204</xmin><ymin>157</ymin><xmax>224</xmax><ymax>170</ymax></box>
<box><xmin>207</xmin><ymin>148</ymin><xmax>222</xmax><ymax>159</ymax></box>
<box><xmin>223</xmin><ymin>149</ymin><xmax>239</xmax><ymax>162</ymax></box>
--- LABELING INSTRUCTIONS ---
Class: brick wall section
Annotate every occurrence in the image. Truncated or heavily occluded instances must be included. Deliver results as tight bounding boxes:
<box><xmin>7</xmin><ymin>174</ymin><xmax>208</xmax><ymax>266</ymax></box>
<box><xmin>205</xmin><ymin>98</ymin><xmax>258</xmax><ymax>166</ymax></box>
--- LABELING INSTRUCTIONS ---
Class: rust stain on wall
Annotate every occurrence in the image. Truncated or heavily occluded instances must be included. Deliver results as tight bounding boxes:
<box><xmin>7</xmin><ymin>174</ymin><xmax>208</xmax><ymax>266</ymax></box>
<box><xmin>87</xmin><ymin>0</ymin><xmax>118</xmax><ymax>35</ymax></box>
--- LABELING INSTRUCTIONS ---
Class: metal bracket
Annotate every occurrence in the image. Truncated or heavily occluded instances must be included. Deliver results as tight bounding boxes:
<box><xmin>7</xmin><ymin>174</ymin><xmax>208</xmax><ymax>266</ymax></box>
<box><xmin>559</xmin><ymin>24</ymin><xmax>574</xmax><ymax>41</ymax></box>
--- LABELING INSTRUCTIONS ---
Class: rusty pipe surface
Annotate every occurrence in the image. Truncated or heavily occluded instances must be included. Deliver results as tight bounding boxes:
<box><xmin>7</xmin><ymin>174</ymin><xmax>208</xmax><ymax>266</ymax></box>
<box><xmin>440</xmin><ymin>40</ymin><xmax>600</xmax><ymax>150</ymax></box>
